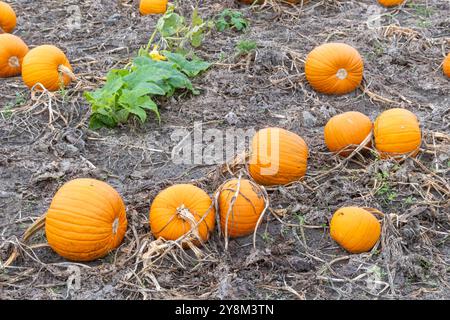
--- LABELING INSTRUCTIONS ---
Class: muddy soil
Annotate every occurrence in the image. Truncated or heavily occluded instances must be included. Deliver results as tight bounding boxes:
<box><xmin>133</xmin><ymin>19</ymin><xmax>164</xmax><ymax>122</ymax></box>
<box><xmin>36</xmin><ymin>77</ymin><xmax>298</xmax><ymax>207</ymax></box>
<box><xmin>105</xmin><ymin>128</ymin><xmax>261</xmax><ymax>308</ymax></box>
<box><xmin>0</xmin><ymin>0</ymin><xmax>449</xmax><ymax>300</ymax></box>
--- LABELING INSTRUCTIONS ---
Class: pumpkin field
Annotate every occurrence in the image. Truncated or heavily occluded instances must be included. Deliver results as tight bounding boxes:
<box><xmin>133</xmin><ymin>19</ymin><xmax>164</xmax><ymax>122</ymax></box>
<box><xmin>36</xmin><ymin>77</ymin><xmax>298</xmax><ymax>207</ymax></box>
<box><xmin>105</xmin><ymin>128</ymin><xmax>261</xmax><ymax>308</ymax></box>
<box><xmin>1</xmin><ymin>0</ymin><xmax>449</xmax><ymax>300</ymax></box>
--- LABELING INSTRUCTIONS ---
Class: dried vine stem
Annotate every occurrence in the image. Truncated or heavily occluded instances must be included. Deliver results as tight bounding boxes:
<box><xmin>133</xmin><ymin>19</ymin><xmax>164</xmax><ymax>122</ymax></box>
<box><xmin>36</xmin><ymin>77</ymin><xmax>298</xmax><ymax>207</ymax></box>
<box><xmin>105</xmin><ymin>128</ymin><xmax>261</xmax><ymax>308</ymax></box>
<box><xmin>4</xmin><ymin>214</ymin><xmax>47</xmax><ymax>267</ymax></box>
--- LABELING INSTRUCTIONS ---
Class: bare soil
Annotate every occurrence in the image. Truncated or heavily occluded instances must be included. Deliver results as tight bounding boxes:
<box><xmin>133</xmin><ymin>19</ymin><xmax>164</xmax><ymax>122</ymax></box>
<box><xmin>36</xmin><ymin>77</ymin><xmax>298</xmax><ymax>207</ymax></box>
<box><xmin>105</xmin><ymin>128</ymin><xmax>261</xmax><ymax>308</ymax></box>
<box><xmin>0</xmin><ymin>0</ymin><xmax>449</xmax><ymax>300</ymax></box>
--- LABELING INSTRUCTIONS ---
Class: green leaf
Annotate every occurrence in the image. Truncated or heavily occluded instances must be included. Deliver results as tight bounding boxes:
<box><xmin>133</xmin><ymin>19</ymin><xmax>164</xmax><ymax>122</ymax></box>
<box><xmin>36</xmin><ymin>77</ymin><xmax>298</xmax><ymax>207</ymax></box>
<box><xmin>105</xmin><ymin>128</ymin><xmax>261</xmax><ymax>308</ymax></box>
<box><xmin>157</xmin><ymin>12</ymin><xmax>185</xmax><ymax>37</ymax></box>
<box><xmin>191</xmin><ymin>8</ymin><xmax>203</xmax><ymax>27</ymax></box>
<box><xmin>215</xmin><ymin>9</ymin><xmax>248</xmax><ymax>32</ymax></box>
<box><xmin>133</xmin><ymin>82</ymin><xmax>166</xmax><ymax>96</ymax></box>
<box><xmin>116</xmin><ymin>109</ymin><xmax>130</xmax><ymax>123</ymax></box>
<box><xmin>189</xmin><ymin>26</ymin><xmax>204</xmax><ymax>48</ymax></box>
<box><xmin>89</xmin><ymin>113</ymin><xmax>117</xmax><ymax>130</ymax></box>
<box><xmin>162</xmin><ymin>51</ymin><xmax>211</xmax><ymax>77</ymax></box>
<box><xmin>128</xmin><ymin>105</ymin><xmax>147</xmax><ymax>123</ymax></box>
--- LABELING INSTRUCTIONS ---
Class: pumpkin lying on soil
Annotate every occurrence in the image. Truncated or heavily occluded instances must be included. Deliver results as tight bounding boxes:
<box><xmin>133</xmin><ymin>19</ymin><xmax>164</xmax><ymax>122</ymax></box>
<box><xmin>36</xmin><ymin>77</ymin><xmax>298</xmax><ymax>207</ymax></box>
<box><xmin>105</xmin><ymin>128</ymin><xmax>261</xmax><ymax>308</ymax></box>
<box><xmin>0</xmin><ymin>34</ymin><xmax>28</xmax><ymax>78</ymax></box>
<box><xmin>22</xmin><ymin>45</ymin><xmax>75</xmax><ymax>91</ymax></box>
<box><xmin>305</xmin><ymin>42</ymin><xmax>364</xmax><ymax>95</ymax></box>
<box><xmin>45</xmin><ymin>178</ymin><xmax>128</xmax><ymax>262</ymax></box>
<box><xmin>217</xmin><ymin>179</ymin><xmax>266</xmax><ymax>238</ymax></box>
<box><xmin>248</xmin><ymin>127</ymin><xmax>309</xmax><ymax>186</ymax></box>
<box><xmin>149</xmin><ymin>184</ymin><xmax>216</xmax><ymax>246</ymax></box>
<box><xmin>324</xmin><ymin>111</ymin><xmax>373</xmax><ymax>157</ymax></box>
<box><xmin>330</xmin><ymin>207</ymin><xmax>381</xmax><ymax>254</ymax></box>
<box><xmin>374</xmin><ymin>108</ymin><xmax>421</xmax><ymax>159</ymax></box>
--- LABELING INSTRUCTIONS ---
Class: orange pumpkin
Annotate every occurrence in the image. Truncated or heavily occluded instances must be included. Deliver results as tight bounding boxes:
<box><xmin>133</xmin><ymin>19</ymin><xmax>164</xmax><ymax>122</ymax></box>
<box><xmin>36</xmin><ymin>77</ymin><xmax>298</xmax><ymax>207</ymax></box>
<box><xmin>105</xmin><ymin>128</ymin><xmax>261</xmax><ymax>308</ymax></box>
<box><xmin>324</xmin><ymin>111</ymin><xmax>373</xmax><ymax>156</ymax></box>
<box><xmin>305</xmin><ymin>43</ymin><xmax>364</xmax><ymax>95</ymax></box>
<box><xmin>443</xmin><ymin>53</ymin><xmax>450</xmax><ymax>78</ymax></box>
<box><xmin>139</xmin><ymin>0</ymin><xmax>168</xmax><ymax>15</ymax></box>
<box><xmin>374</xmin><ymin>108</ymin><xmax>421</xmax><ymax>159</ymax></box>
<box><xmin>149</xmin><ymin>184</ymin><xmax>216</xmax><ymax>245</ymax></box>
<box><xmin>45</xmin><ymin>178</ymin><xmax>128</xmax><ymax>262</ymax></box>
<box><xmin>378</xmin><ymin>0</ymin><xmax>404</xmax><ymax>7</ymax></box>
<box><xmin>22</xmin><ymin>45</ymin><xmax>74</xmax><ymax>91</ymax></box>
<box><xmin>248</xmin><ymin>127</ymin><xmax>308</xmax><ymax>186</ymax></box>
<box><xmin>330</xmin><ymin>207</ymin><xmax>381</xmax><ymax>253</ymax></box>
<box><xmin>0</xmin><ymin>1</ymin><xmax>16</xmax><ymax>33</ymax></box>
<box><xmin>0</xmin><ymin>34</ymin><xmax>28</xmax><ymax>78</ymax></box>
<box><xmin>218</xmin><ymin>179</ymin><xmax>266</xmax><ymax>238</ymax></box>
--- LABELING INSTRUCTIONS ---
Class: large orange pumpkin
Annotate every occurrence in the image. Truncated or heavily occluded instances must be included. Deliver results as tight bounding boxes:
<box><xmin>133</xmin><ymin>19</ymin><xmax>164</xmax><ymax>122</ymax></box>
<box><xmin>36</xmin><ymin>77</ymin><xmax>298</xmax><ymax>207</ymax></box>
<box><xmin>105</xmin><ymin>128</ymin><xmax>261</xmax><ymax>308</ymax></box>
<box><xmin>22</xmin><ymin>45</ymin><xmax>74</xmax><ymax>91</ymax></box>
<box><xmin>139</xmin><ymin>0</ymin><xmax>168</xmax><ymax>15</ymax></box>
<box><xmin>0</xmin><ymin>34</ymin><xmax>28</xmax><ymax>78</ymax></box>
<box><xmin>443</xmin><ymin>53</ymin><xmax>450</xmax><ymax>78</ymax></box>
<box><xmin>378</xmin><ymin>0</ymin><xmax>404</xmax><ymax>7</ymax></box>
<box><xmin>330</xmin><ymin>207</ymin><xmax>381</xmax><ymax>253</ymax></box>
<box><xmin>45</xmin><ymin>178</ymin><xmax>128</xmax><ymax>262</ymax></box>
<box><xmin>218</xmin><ymin>179</ymin><xmax>266</xmax><ymax>238</ymax></box>
<box><xmin>324</xmin><ymin>111</ymin><xmax>373</xmax><ymax>156</ymax></box>
<box><xmin>305</xmin><ymin>43</ymin><xmax>364</xmax><ymax>95</ymax></box>
<box><xmin>248</xmin><ymin>127</ymin><xmax>309</xmax><ymax>186</ymax></box>
<box><xmin>0</xmin><ymin>1</ymin><xmax>16</xmax><ymax>33</ymax></box>
<box><xmin>149</xmin><ymin>184</ymin><xmax>216</xmax><ymax>245</ymax></box>
<box><xmin>374</xmin><ymin>108</ymin><xmax>421</xmax><ymax>158</ymax></box>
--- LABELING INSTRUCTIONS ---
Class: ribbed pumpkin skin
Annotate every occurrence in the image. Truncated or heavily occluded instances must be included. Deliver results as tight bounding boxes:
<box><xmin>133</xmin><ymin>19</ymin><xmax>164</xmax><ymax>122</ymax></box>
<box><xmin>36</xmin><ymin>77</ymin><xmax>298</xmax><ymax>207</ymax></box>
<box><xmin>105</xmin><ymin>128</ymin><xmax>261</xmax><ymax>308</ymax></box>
<box><xmin>305</xmin><ymin>43</ymin><xmax>364</xmax><ymax>95</ymax></box>
<box><xmin>249</xmin><ymin>127</ymin><xmax>308</xmax><ymax>186</ymax></box>
<box><xmin>378</xmin><ymin>0</ymin><xmax>404</xmax><ymax>7</ymax></box>
<box><xmin>330</xmin><ymin>207</ymin><xmax>381</xmax><ymax>253</ymax></box>
<box><xmin>218</xmin><ymin>179</ymin><xmax>265</xmax><ymax>238</ymax></box>
<box><xmin>0</xmin><ymin>1</ymin><xmax>16</xmax><ymax>33</ymax></box>
<box><xmin>443</xmin><ymin>53</ymin><xmax>450</xmax><ymax>78</ymax></box>
<box><xmin>149</xmin><ymin>184</ymin><xmax>215</xmax><ymax>244</ymax></box>
<box><xmin>324</xmin><ymin>111</ymin><xmax>372</xmax><ymax>156</ymax></box>
<box><xmin>22</xmin><ymin>45</ymin><xmax>73</xmax><ymax>91</ymax></box>
<box><xmin>374</xmin><ymin>108</ymin><xmax>421</xmax><ymax>158</ymax></box>
<box><xmin>45</xmin><ymin>179</ymin><xmax>128</xmax><ymax>262</ymax></box>
<box><xmin>139</xmin><ymin>0</ymin><xmax>168</xmax><ymax>15</ymax></box>
<box><xmin>0</xmin><ymin>34</ymin><xmax>29</xmax><ymax>78</ymax></box>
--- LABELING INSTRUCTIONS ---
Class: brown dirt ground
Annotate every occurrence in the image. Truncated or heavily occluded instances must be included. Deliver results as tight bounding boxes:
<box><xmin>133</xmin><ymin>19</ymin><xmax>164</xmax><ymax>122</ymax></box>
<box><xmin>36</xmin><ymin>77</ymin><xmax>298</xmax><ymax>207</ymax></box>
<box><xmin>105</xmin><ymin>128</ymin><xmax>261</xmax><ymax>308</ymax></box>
<box><xmin>0</xmin><ymin>0</ymin><xmax>449</xmax><ymax>300</ymax></box>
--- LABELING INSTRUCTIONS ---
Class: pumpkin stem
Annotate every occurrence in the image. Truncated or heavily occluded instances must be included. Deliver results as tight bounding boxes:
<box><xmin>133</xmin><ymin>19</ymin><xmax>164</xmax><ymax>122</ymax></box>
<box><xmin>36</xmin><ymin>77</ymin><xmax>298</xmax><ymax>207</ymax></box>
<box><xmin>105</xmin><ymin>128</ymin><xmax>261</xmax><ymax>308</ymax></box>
<box><xmin>112</xmin><ymin>218</ymin><xmax>119</xmax><ymax>234</ymax></box>
<box><xmin>336</xmin><ymin>68</ymin><xmax>348</xmax><ymax>80</ymax></box>
<box><xmin>176</xmin><ymin>205</ymin><xmax>202</xmax><ymax>243</ymax></box>
<box><xmin>58</xmin><ymin>64</ymin><xmax>77</xmax><ymax>80</ymax></box>
<box><xmin>8</xmin><ymin>56</ymin><xmax>20</xmax><ymax>68</ymax></box>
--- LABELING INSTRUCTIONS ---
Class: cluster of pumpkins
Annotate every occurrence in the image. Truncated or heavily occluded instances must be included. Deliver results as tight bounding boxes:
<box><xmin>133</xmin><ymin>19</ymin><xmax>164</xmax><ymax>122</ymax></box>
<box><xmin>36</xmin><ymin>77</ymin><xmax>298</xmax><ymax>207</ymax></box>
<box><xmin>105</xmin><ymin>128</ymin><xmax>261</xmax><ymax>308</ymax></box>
<box><xmin>0</xmin><ymin>0</ymin><xmax>443</xmax><ymax>263</ymax></box>
<box><xmin>0</xmin><ymin>1</ymin><xmax>74</xmax><ymax>91</ymax></box>
<box><xmin>46</xmin><ymin>107</ymin><xmax>420</xmax><ymax>262</ymax></box>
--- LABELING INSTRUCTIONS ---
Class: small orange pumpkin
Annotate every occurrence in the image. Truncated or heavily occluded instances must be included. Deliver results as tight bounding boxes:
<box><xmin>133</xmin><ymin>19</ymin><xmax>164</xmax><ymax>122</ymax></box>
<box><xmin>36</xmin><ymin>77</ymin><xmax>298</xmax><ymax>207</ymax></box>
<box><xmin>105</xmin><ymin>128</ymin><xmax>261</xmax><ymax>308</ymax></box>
<box><xmin>374</xmin><ymin>108</ymin><xmax>421</xmax><ymax>159</ymax></box>
<box><xmin>0</xmin><ymin>34</ymin><xmax>28</xmax><ymax>78</ymax></box>
<box><xmin>330</xmin><ymin>207</ymin><xmax>381</xmax><ymax>253</ymax></box>
<box><xmin>45</xmin><ymin>178</ymin><xmax>128</xmax><ymax>262</ymax></box>
<box><xmin>305</xmin><ymin>43</ymin><xmax>364</xmax><ymax>95</ymax></box>
<box><xmin>378</xmin><ymin>0</ymin><xmax>404</xmax><ymax>7</ymax></box>
<box><xmin>0</xmin><ymin>1</ymin><xmax>16</xmax><ymax>33</ymax></box>
<box><xmin>139</xmin><ymin>0</ymin><xmax>168</xmax><ymax>15</ymax></box>
<box><xmin>248</xmin><ymin>128</ymin><xmax>309</xmax><ymax>186</ymax></box>
<box><xmin>324</xmin><ymin>111</ymin><xmax>373</xmax><ymax>156</ymax></box>
<box><xmin>149</xmin><ymin>184</ymin><xmax>216</xmax><ymax>245</ymax></box>
<box><xmin>443</xmin><ymin>53</ymin><xmax>450</xmax><ymax>78</ymax></box>
<box><xmin>218</xmin><ymin>179</ymin><xmax>266</xmax><ymax>238</ymax></box>
<box><xmin>22</xmin><ymin>45</ymin><xmax>74</xmax><ymax>91</ymax></box>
